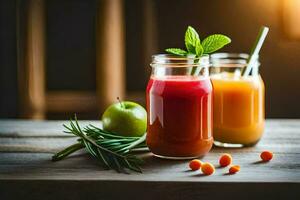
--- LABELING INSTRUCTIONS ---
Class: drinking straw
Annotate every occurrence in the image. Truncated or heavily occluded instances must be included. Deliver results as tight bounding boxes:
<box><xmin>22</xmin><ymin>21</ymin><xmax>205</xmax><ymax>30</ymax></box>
<box><xmin>243</xmin><ymin>26</ymin><xmax>269</xmax><ymax>77</ymax></box>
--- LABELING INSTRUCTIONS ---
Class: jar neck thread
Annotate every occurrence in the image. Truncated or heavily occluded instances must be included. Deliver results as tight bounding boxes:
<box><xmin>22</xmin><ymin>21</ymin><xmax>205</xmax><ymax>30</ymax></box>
<box><xmin>150</xmin><ymin>54</ymin><xmax>210</xmax><ymax>78</ymax></box>
<box><xmin>210</xmin><ymin>53</ymin><xmax>260</xmax><ymax>76</ymax></box>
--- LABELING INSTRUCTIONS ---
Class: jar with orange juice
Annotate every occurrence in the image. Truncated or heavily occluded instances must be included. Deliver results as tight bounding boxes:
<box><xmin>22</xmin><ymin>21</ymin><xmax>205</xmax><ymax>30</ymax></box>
<box><xmin>210</xmin><ymin>53</ymin><xmax>265</xmax><ymax>147</ymax></box>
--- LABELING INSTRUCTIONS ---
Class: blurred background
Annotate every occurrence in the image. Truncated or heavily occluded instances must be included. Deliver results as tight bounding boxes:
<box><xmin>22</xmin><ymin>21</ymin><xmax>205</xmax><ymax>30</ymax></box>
<box><xmin>0</xmin><ymin>0</ymin><xmax>300</xmax><ymax>119</ymax></box>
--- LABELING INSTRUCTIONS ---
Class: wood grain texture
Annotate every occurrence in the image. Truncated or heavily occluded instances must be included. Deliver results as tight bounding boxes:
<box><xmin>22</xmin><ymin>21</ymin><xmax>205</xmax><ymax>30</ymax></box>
<box><xmin>0</xmin><ymin>120</ymin><xmax>300</xmax><ymax>199</ymax></box>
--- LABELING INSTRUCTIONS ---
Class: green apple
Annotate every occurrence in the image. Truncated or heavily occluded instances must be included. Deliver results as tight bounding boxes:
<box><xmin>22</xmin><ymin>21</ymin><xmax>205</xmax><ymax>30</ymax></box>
<box><xmin>102</xmin><ymin>101</ymin><xmax>147</xmax><ymax>137</ymax></box>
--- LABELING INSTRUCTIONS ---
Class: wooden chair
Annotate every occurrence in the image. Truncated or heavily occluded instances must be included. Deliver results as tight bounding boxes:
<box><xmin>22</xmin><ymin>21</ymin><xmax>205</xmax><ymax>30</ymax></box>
<box><xmin>17</xmin><ymin>0</ymin><xmax>125</xmax><ymax>119</ymax></box>
<box><xmin>17</xmin><ymin>0</ymin><xmax>157</xmax><ymax>119</ymax></box>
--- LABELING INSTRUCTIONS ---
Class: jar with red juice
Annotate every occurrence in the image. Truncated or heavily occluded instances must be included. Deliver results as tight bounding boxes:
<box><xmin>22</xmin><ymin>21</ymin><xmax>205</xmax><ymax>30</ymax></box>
<box><xmin>146</xmin><ymin>54</ymin><xmax>213</xmax><ymax>159</ymax></box>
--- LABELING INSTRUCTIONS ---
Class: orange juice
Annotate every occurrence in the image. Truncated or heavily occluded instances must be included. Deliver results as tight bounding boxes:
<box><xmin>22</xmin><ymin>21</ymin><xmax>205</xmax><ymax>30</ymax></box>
<box><xmin>211</xmin><ymin>73</ymin><xmax>265</xmax><ymax>146</ymax></box>
<box><xmin>210</xmin><ymin>53</ymin><xmax>265</xmax><ymax>147</ymax></box>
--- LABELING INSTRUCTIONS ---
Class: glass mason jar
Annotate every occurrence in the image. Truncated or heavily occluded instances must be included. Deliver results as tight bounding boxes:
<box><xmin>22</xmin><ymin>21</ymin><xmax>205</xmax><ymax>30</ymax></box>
<box><xmin>210</xmin><ymin>53</ymin><xmax>265</xmax><ymax>147</ymax></box>
<box><xmin>146</xmin><ymin>54</ymin><xmax>213</xmax><ymax>159</ymax></box>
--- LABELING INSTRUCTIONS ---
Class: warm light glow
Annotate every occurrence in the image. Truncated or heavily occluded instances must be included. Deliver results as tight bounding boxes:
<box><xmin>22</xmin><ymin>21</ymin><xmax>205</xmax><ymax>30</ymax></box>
<box><xmin>283</xmin><ymin>0</ymin><xmax>300</xmax><ymax>38</ymax></box>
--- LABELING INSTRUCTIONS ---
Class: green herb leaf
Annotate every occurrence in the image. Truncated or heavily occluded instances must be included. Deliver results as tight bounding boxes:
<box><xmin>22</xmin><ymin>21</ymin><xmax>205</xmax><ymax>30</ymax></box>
<box><xmin>185</xmin><ymin>26</ymin><xmax>200</xmax><ymax>53</ymax></box>
<box><xmin>165</xmin><ymin>26</ymin><xmax>231</xmax><ymax>58</ymax></box>
<box><xmin>201</xmin><ymin>34</ymin><xmax>231</xmax><ymax>53</ymax></box>
<box><xmin>195</xmin><ymin>39</ymin><xmax>204</xmax><ymax>57</ymax></box>
<box><xmin>52</xmin><ymin>116</ymin><xmax>147</xmax><ymax>173</ymax></box>
<box><xmin>165</xmin><ymin>48</ymin><xmax>187</xmax><ymax>56</ymax></box>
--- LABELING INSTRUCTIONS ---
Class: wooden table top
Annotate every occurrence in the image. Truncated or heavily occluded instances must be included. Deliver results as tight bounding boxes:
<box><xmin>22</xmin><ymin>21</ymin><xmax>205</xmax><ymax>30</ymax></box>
<box><xmin>0</xmin><ymin>119</ymin><xmax>299</xmax><ymax>200</ymax></box>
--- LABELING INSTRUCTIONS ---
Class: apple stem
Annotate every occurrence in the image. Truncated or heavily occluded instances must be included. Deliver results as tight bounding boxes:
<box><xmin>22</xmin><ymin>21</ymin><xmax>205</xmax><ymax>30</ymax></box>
<box><xmin>117</xmin><ymin>97</ymin><xmax>125</xmax><ymax>109</ymax></box>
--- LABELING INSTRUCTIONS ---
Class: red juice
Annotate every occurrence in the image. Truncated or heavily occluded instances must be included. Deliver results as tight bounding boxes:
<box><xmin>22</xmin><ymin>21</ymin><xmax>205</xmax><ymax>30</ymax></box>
<box><xmin>146</xmin><ymin>76</ymin><xmax>213</xmax><ymax>158</ymax></box>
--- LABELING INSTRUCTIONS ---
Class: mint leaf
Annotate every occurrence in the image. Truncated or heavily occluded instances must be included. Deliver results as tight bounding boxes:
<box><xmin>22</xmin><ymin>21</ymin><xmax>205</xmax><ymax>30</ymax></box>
<box><xmin>185</xmin><ymin>26</ymin><xmax>200</xmax><ymax>53</ymax></box>
<box><xmin>195</xmin><ymin>40</ymin><xmax>204</xmax><ymax>57</ymax></box>
<box><xmin>165</xmin><ymin>26</ymin><xmax>231</xmax><ymax>58</ymax></box>
<box><xmin>201</xmin><ymin>34</ymin><xmax>231</xmax><ymax>54</ymax></box>
<box><xmin>165</xmin><ymin>48</ymin><xmax>187</xmax><ymax>56</ymax></box>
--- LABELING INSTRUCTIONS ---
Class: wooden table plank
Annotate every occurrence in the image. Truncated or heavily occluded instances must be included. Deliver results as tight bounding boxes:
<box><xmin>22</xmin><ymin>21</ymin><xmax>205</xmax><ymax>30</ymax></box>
<box><xmin>0</xmin><ymin>120</ymin><xmax>300</xmax><ymax>199</ymax></box>
<box><xmin>0</xmin><ymin>120</ymin><xmax>102</xmax><ymax>137</ymax></box>
<box><xmin>0</xmin><ymin>151</ymin><xmax>300</xmax><ymax>182</ymax></box>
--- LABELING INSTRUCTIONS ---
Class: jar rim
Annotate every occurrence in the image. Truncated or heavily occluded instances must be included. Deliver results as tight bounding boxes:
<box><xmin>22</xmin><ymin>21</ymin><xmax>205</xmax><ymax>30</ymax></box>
<box><xmin>211</xmin><ymin>53</ymin><xmax>250</xmax><ymax>59</ymax></box>
<box><xmin>151</xmin><ymin>54</ymin><xmax>210</xmax><ymax>68</ymax></box>
<box><xmin>211</xmin><ymin>52</ymin><xmax>260</xmax><ymax>68</ymax></box>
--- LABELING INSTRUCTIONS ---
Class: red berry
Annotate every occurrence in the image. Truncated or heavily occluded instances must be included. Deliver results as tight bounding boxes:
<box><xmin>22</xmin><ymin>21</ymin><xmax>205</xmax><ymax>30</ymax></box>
<box><xmin>229</xmin><ymin>165</ymin><xmax>240</xmax><ymax>174</ymax></box>
<box><xmin>201</xmin><ymin>162</ymin><xmax>215</xmax><ymax>175</ymax></box>
<box><xmin>260</xmin><ymin>151</ymin><xmax>273</xmax><ymax>162</ymax></box>
<box><xmin>189</xmin><ymin>159</ymin><xmax>202</xmax><ymax>171</ymax></box>
<box><xmin>219</xmin><ymin>153</ymin><xmax>232</xmax><ymax>167</ymax></box>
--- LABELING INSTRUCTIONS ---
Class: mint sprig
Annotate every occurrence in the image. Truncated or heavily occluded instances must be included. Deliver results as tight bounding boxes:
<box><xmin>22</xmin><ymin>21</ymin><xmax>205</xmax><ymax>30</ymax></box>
<box><xmin>165</xmin><ymin>26</ymin><xmax>231</xmax><ymax>57</ymax></box>
<box><xmin>185</xmin><ymin>26</ymin><xmax>200</xmax><ymax>54</ymax></box>
<box><xmin>202</xmin><ymin>34</ymin><xmax>231</xmax><ymax>53</ymax></box>
<box><xmin>165</xmin><ymin>48</ymin><xmax>187</xmax><ymax>56</ymax></box>
<box><xmin>195</xmin><ymin>39</ymin><xmax>204</xmax><ymax>56</ymax></box>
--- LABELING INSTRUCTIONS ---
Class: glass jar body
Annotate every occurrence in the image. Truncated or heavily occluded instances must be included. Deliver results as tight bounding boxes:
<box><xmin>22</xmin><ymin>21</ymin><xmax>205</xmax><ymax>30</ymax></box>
<box><xmin>146</xmin><ymin>55</ymin><xmax>213</xmax><ymax>159</ymax></box>
<box><xmin>210</xmin><ymin>53</ymin><xmax>265</xmax><ymax>147</ymax></box>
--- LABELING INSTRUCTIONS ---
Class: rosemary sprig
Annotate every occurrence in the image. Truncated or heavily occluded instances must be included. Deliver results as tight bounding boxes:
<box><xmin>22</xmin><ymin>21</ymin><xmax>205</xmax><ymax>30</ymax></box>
<box><xmin>52</xmin><ymin>116</ymin><xmax>147</xmax><ymax>173</ymax></box>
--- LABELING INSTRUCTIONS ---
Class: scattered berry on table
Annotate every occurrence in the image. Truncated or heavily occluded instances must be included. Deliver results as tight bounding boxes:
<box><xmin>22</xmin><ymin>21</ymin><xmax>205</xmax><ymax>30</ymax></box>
<box><xmin>229</xmin><ymin>165</ymin><xmax>240</xmax><ymax>174</ymax></box>
<box><xmin>260</xmin><ymin>151</ymin><xmax>273</xmax><ymax>162</ymax></box>
<box><xmin>189</xmin><ymin>159</ymin><xmax>202</xmax><ymax>171</ymax></box>
<box><xmin>219</xmin><ymin>153</ymin><xmax>232</xmax><ymax>167</ymax></box>
<box><xmin>201</xmin><ymin>162</ymin><xmax>215</xmax><ymax>175</ymax></box>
